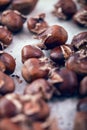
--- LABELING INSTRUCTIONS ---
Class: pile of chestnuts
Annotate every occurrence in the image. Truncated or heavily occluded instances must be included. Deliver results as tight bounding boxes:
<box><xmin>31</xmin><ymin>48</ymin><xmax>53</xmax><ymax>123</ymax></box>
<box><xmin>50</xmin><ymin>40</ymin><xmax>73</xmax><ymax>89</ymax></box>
<box><xmin>0</xmin><ymin>0</ymin><xmax>87</xmax><ymax>130</ymax></box>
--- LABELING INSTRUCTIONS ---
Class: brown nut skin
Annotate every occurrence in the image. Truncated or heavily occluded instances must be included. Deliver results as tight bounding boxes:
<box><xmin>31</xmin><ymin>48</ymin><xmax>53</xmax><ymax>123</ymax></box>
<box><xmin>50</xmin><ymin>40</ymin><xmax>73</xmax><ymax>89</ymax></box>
<box><xmin>0</xmin><ymin>0</ymin><xmax>11</xmax><ymax>11</ymax></box>
<box><xmin>71</xmin><ymin>32</ymin><xmax>87</xmax><ymax>50</ymax></box>
<box><xmin>74</xmin><ymin>112</ymin><xmax>87</xmax><ymax>130</ymax></box>
<box><xmin>0</xmin><ymin>52</ymin><xmax>16</xmax><ymax>75</ymax></box>
<box><xmin>0</xmin><ymin>10</ymin><xmax>26</xmax><ymax>33</ymax></box>
<box><xmin>50</xmin><ymin>45</ymin><xmax>73</xmax><ymax>64</ymax></box>
<box><xmin>79</xmin><ymin>77</ymin><xmax>87</xmax><ymax>97</ymax></box>
<box><xmin>73</xmin><ymin>9</ymin><xmax>87</xmax><ymax>27</ymax></box>
<box><xmin>23</xmin><ymin>97</ymin><xmax>50</xmax><ymax>121</ymax></box>
<box><xmin>77</xmin><ymin>98</ymin><xmax>87</xmax><ymax>112</ymax></box>
<box><xmin>0</xmin><ymin>119</ymin><xmax>21</xmax><ymax>130</ymax></box>
<box><xmin>21</xmin><ymin>45</ymin><xmax>44</xmax><ymax>63</ymax></box>
<box><xmin>0</xmin><ymin>71</ymin><xmax>15</xmax><ymax>95</ymax></box>
<box><xmin>0</xmin><ymin>96</ymin><xmax>22</xmax><ymax>118</ymax></box>
<box><xmin>37</xmin><ymin>25</ymin><xmax>68</xmax><ymax>49</ymax></box>
<box><xmin>22</xmin><ymin>58</ymin><xmax>49</xmax><ymax>83</ymax></box>
<box><xmin>27</xmin><ymin>13</ymin><xmax>48</xmax><ymax>35</ymax></box>
<box><xmin>11</xmin><ymin>0</ymin><xmax>38</xmax><ymax>15</ymax></box>
<box><xmin>54</xmin><ymin>67</ymin><xmax>78</xmax><ymax>96</ymax></box>
<box><xmin>53</xmin><ymin>0</ymin><xmax>77</xmax><ymax>20</ymax></box>
<box><xmin>66</xmin><ymin>52</ymin><xmax>87</xmax><ymax>75</ymax></box>
<box><xmin>0</xmin><ymin>60</ymin><xmax>6</xmax><ymax>72</ymax></box>
<box><xmin>24</xmin><ymin>78</ymin><xmax>54</xmax><ymax>100</ymax></box>
<box><xmin>0</xmin><ymin>26</ymin><xmax>13</xmax><ymax>50</ymax></box>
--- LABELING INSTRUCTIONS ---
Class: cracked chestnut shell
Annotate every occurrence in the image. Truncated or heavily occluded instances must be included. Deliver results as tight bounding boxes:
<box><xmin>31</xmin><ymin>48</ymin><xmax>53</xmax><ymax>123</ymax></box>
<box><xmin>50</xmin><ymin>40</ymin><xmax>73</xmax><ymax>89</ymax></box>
<box><xmin>0</xmin><ymin>10</ymin><xmax>26</xmax><ymax>33</ymax></box>
<box><xmin>53</xmin><ymin>0</ymin><xmax>77</xmax><ymax>20</ymax></box>
<box><xmin>0</xmin><ymin>52</ymin><xmax>16</xmax><ymax>74</ymax></box>
<box><xmin>27</xmin><ymin>13</ymin><xmax>48</xmax><ymax>34</ymax></box>
<box><xmin>71</xmin><ymin>32</ymin><xmax>87</xmax><ymax>50</ymax></box>
<box><xmin>73</xmin><ymin>9</ymin><xmax>87</xmax><ymax>27</ymax></box>
<box><xmin>11</xmin><ymin>0</ymin><xmax>38</xmax><ymax>15</ymax></box>
<box><xmin>0</xmin><ymin>26</ymin><xmax>13</xmax><ymax>49</ymax></box>
<box><xmin>66</xmin><ymin>52</ymin><xmax>87</xmax><ymax>75</ymax></box>
<box><xmin>37</xmin><ymin>25</ymin><xmax>68</xmax><ymax>49</ymax></box>
<box><xmin>22</xmin><ymin>58</ymin><xmax>49</xmax><ymax>82</ymax></box>
<box><xmin>23</xmin><ymin>96</ymin><xmax>50</xmax><ymax>121</ymax></box>
<box><xmin>24</xmin><ymin>78</ymin><xmax>54</xmax><ymax>100</ymax></box>
<box><xmin>21</xmin><ymin>45</ymin><xmax>44</xmax><ymax>63</ymax></box>
<box><xmin>0</xmin><ymin>71</ymin><xmax>15</xmax><ymax>95</ymax></box>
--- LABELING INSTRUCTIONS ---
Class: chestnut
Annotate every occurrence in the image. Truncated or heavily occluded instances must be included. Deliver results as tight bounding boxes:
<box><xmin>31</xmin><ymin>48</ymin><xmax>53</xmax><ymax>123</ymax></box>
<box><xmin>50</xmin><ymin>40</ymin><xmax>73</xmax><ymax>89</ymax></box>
<box><xmin>0</xmin><ymin>26</ymin><xmax>13</xmax><ymax>49</ymax></box>
<box><xmin>0</xmin><ymin>95</ymin><xmax>22</xmax><ymax>118</ymax></box>
<box><xmin>22</xmin><ymin>58</ymin><xmax>49</xmax><ymax>82</ymax></box>
<box><xmin>54</xmin><ymin>67</ymin><xmax>78</xmax><ymax>96</ymax></box>
<box><xmin>79</xmin><ymin>77</ymin><xmax>87</xmax><ymax>97</ymax></box>
<box><xmin>0</xmin><ymin>52</ymin><xmax>16</xmax><ymax>74</ymax></box>
<box><xmin>71</xmin><ymin>32</ymin><xmax>87</xmax><ymax>50</ymax></box>
<box><xmin>0</xmin><ymin>10</ymin><xmax>26</xmax><ymax>33</ymax></box>
<box><xmin>24</xmin><ymin>78</ymin><xmax>54</xmax><ymax>100</ymax></box>
<box><xmin>37</xmin><ymin>25</ymin><xmax>68</xmax><ymax>49</ymax></box>
<box><xmin>21</xmin><ymin>45</ymin><xmax>44</xmax><ymax>63</ymax></box>
<box><xmin>23</xmin><ymin>95</ymin><xmax>50</xmax><ymax>121</ymax></box>
<box><xmin>66</xmin><ymin>52</ymin><xmax>87</xmax><ymax>75</ymax></box>
<box><xmin>74</xmin><ymin>112</ymin><xmax>87</xmax><ymax>130</ymax></box>
<box><xmin>73</xmin><ymin>9</ymin><xmax>87</xmax><ymax>27</ymax></box>
<box><xmin>27</xmin><ymin>13</ymin><xmax>48</xmax><ymax>34</ymax></box>
<box><xmin>11</xmin><ymin>0</ymin><xmax>38</xmax><ymax>15</ymax></box>
<box><xmin>50</xmin><ymin>45</ymin><xmax>73</xmax><ymax>64</ymax></box>
<box><xmin>0</xmin><ymin>71</ymin><xmax>15</xmax><ymax>95</ymax></box>
<box><xmin>52</xmin><ymin>0</ymin><xmax>77</xmax><ymax>20</ymax></box>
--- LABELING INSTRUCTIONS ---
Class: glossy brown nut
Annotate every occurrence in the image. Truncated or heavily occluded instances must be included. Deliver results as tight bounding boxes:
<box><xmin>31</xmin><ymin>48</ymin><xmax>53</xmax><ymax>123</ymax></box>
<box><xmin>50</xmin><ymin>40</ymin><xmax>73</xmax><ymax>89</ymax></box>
<box><xmin>55</xmin><ymin>67</ymin><xmax>78</xmax><ymax>96</ymax></box>
<box><xmin>71</xmin><ymin>32</ymin><xmax>87</xmax><ymax>50</ymax></box>
<box><xmin>27</xmin><ymin>13</ymin><xmax>48</xmax><ymax>34</ymax></box>
<box><xmin>74</xmin><ymin>112</ymin><xmax>87</xmax><ymax>130</ymax></box>
<box><xmin>24</xmin><ymin>78</ymin><xmax>54</xmax><ymax>100</ymax></box>
<box><xmin>0</xmin><ymin>52</ymin><xmax>16</xmax><ymax>74</ymax></box>
<box><xmin>0</xmin><ymin>26</ymin><xmax>13</xmax><ymax>50</ymax></box>
<box><xmin>21</xmin><ymin>45</ymin><xmax>44</xmax><ymax>63</ymax></box>
<box><xmin>50</xmin><ymin>45</ymin><xmax>72</xmax><ymax>64</ymax></box>
<box><xmin>79</xmin><ymin>77</ymin><xmax>87</xmax><ymax>97</ymax></box>
<box><xmin>0</xmin><ymin>60</ymin><xmax>6</xmax><ymax>72</ymax></box>
<box><xmin>0</xmin><ymin>119</ymin><xmax>21</xmax><ymax>130</ymax></box>
<box><xmin>77</xmin><ymin>98</ymin><xmax>87</xmax><ymax>112</ymax></box>
<box><xmin>0</xmin><ymin>10</ymin><xmax>26</xmax><ymax>33</ymax></box>
<box><xmin>66</xmin><ymin>52</ymin><xmax>87</xmax><ymax>75</ymax></box>
<box><xmin>73</xmin><ymin>9</ymin><xmax>87</xmax><ymax>27</ymax></box>
<box><xmin>22</xmin><ymin>58</ymin><xmax>49</xmax><ymax>82</ymax></box>
<box><xmin>53</xmin><ymin>0</ymin><xmax>77</xmax><ymax>20</ymax></box>
<box><xmin>37</xmin><ymin>25</ymin><xmax>68</xmax><ymax>49</ymax></box>
<box><xmin>23</xmin><ymin>96</ymin><xmax>50</xmax><ymax>121</ymax></box>
<box><xmin>11</xmin><ymin>0</ymin><xmax>38</xmax><ymax>15</ymax></box>
<box><xmin>0</xmin><ymin>0</ymin><xmax>11</xmax><ymax>11</ymax></box>
<box><xmin>0</xmin><ymin>71</ymin><xmax>15</xmax><ymax>95</ymax></box>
